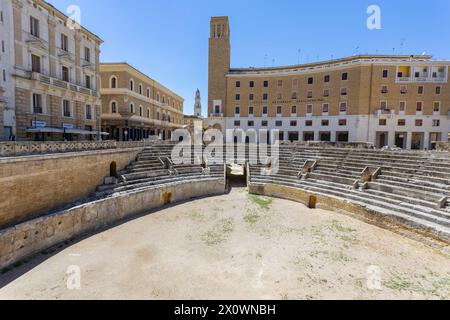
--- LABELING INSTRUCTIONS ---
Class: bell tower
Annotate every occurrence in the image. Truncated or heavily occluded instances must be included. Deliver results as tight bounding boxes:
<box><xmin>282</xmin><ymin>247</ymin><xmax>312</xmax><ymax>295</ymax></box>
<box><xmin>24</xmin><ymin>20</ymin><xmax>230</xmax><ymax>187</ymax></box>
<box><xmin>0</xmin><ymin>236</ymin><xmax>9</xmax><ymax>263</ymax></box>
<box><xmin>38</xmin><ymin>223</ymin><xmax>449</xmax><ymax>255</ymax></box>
<box><xmin>194</xmin><ymin>89</ymin><xmax>202</xmax><ymax>117</ymax></box>
<box><xmin>208</xmin><ymin>16</ymin><xmax>230</xmax><ymax>118</ymax></box>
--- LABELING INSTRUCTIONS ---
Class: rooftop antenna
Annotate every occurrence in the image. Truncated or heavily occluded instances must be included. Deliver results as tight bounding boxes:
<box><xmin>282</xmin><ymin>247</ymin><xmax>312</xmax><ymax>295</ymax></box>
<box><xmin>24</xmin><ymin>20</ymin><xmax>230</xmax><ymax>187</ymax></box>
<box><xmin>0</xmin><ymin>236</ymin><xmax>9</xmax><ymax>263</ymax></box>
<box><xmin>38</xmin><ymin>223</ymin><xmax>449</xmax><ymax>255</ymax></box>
<box><xmin>392</xmin><ymin>47</ymin><xmax>396</xmax><ymax>54</ymax></box>
<box><xmin>354</xmin><ymin>46</ymin><xmax>360</xmax><ymax>55</ymax></box>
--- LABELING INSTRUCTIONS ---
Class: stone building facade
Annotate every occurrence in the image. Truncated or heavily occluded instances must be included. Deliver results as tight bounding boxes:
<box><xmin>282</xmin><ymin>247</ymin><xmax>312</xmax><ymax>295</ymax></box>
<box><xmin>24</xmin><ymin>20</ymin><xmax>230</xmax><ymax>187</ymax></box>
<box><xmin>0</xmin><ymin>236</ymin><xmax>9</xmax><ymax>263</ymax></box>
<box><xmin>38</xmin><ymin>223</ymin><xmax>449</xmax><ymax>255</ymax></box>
<box><xmin>0</xmin><ymin>0</ymin><xmax>102</xmax><ymax>141</ymax></box>
<box><xmin>100</xmin><ymin>63</ymin><xmax>184</xmax><ymax>141</ymax></box>
<box><xmin>207</xmin><ymin>16</ymin><xmax>450</xmax><ymax>150</ymax></box>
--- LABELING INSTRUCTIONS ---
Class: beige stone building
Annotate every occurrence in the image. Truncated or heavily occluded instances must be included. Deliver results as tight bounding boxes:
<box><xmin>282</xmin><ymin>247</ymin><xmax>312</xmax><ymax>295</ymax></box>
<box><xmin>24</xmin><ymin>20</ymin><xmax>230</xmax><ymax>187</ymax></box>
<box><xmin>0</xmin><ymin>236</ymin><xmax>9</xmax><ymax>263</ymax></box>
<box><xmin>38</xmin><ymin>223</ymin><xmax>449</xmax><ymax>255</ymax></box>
<box><xmin>207</xmin><ymin>16</ymin><xmax>450</xmax><ymax>150</ymax></box>
<box><xmin>0</xmin><ymin>0</ymin><xmax>103</xmax><ymax>141</ymax></box>
<box><xmin>100</xmin><ymin>63</ymin><xmax>184</xmax><ymax>141</ymax></box>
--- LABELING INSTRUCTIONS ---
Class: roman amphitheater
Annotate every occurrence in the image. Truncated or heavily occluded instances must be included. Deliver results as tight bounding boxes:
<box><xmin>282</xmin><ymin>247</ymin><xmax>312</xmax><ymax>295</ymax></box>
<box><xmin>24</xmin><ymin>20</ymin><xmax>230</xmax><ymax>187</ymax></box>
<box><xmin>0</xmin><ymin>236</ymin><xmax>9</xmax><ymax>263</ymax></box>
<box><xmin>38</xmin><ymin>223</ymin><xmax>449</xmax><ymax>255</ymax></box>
<box><xmin>0</xmin><ymin>140</ymin><xmax>449</xmax><ymax>300</ymax></box>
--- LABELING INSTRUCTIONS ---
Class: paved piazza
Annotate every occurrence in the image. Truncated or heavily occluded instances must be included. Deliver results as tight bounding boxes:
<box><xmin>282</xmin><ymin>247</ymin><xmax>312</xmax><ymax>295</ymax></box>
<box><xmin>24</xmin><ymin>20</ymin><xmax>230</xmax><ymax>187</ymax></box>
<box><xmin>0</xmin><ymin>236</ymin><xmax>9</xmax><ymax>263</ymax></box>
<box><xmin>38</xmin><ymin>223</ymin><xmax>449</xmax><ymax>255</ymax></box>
<box><xmin>0</xmin><ymin>187</ymin><xmax>449</xmax><ymax>300</ymax></box>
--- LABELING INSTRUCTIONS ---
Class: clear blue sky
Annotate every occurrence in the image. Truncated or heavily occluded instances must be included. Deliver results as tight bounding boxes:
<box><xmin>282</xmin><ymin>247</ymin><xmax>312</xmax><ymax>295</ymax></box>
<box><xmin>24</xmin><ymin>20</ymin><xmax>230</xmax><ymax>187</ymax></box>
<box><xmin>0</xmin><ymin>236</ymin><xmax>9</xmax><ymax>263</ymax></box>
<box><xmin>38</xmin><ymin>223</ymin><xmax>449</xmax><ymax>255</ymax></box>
<box><xmin>52</xmin><ymin>0</ymin><xmax>450</xmax><ymax>116</ymax></box>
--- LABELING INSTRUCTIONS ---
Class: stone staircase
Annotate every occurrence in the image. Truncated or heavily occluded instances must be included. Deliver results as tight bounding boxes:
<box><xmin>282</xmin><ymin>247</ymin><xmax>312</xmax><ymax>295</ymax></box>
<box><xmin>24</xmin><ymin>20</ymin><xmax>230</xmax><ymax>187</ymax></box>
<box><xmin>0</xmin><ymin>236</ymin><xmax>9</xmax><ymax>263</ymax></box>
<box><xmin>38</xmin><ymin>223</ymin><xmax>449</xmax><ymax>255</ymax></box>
<box><xmin>249</xmin><ymin>145</ymin><xmax>450</xmax><ymax>240</ymax></box>
<box><xmin>96</xmin><ymin>143</ymin><xmax>225</xmax><ymax>197</ymax></box>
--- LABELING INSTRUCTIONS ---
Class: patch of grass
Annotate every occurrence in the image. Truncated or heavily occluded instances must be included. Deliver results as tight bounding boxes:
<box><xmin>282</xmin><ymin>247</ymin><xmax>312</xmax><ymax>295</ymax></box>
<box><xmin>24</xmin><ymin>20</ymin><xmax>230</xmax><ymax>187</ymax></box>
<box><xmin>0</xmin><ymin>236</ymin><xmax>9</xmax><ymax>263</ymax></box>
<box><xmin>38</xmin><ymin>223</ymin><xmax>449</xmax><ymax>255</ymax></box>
<box><xmin>248</xmin><ymin>194</ymin><xmax>273</xmax><ymax>210</ymax></box>
<box><xmin>384</xmin><ymin>271</ymin><xmax>450</xmax><ymax>299</ymax></box>
<box><xmin>243</xmin><ymin>212</ymin><xmax>260</xmax><ymax>224</ymax></box>
<box><xmin>330</xmin><ymin>220</ymin><xmax>357</xmax><ymax>234</ymax></box>
<box><xmin>201</xmin><ymin>218</ymin><xmax>235</xmax><ymax>246</ymax></box>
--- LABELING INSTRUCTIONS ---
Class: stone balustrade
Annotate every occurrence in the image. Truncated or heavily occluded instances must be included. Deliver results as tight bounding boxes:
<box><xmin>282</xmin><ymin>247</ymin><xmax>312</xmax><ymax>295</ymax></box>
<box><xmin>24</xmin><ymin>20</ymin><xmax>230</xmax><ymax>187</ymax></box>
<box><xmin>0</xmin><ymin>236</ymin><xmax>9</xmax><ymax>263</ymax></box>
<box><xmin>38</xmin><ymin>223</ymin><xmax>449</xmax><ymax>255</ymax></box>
<box><xmin>0</xmin><ymin>140</ymin><xmax>157</xmax><ymax>157</ymax></box>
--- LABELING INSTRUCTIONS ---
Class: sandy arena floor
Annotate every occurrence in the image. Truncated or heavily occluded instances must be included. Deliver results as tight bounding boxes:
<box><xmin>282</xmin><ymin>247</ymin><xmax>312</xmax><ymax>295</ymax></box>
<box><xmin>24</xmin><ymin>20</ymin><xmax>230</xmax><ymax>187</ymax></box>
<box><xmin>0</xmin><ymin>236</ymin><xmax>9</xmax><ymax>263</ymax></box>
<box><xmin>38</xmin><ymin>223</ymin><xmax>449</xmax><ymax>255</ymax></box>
<box><xmin>0</xmin><ymin>187</ymin><xmax>449</xmax><ymax>300</ymax></box>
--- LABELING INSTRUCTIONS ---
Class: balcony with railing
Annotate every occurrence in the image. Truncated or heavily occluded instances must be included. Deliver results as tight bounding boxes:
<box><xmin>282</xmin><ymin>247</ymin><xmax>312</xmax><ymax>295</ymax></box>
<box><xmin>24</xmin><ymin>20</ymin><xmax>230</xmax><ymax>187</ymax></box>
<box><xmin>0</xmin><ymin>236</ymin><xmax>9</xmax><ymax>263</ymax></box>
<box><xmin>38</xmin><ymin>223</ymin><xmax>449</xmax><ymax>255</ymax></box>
<box><xmin>396</xmin><ymin>65</ymin><xmax>448</xmax><ymax>83</ymax></box>
<box><xmin>29</xmin><ymin>72</ymin><xmax>98</xmax><ymax>98</ymax></box>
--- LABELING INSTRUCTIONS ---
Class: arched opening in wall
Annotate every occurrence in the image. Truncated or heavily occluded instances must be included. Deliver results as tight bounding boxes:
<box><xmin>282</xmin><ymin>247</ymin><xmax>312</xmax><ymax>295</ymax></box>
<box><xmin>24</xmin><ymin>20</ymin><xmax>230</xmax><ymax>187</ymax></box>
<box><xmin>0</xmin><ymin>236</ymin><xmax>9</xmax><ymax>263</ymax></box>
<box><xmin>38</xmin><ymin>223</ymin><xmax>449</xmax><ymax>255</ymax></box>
<box><xmin>110</xmin><ymin>161</ymin><xmax>117</xmax><ymax>177</ymax></box>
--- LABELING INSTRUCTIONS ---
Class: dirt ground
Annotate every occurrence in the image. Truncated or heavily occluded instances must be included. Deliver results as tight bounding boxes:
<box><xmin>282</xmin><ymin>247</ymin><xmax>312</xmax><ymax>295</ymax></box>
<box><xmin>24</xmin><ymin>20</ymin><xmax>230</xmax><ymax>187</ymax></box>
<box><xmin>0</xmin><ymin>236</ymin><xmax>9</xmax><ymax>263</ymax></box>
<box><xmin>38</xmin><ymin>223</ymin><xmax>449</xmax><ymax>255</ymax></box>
<box><xmin>0</xmin><ymin>186</ymin><xmax>449</xmax><ymax>300</ymax></box>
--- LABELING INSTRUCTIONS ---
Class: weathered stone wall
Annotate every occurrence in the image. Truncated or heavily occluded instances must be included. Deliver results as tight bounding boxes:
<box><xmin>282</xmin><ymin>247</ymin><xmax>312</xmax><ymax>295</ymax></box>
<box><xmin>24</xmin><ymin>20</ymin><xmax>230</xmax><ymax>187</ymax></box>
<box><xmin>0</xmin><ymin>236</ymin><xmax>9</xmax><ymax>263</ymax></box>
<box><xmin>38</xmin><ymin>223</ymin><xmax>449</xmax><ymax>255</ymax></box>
<box><xmin>0</xmin><ymin>148</ymin><xmax>141</xmax><ymax>228</ymax></box>
<box><xmin>0</xmin><ymin>178</ymin><xmax>226</xmax><ymax>270</ymax></box>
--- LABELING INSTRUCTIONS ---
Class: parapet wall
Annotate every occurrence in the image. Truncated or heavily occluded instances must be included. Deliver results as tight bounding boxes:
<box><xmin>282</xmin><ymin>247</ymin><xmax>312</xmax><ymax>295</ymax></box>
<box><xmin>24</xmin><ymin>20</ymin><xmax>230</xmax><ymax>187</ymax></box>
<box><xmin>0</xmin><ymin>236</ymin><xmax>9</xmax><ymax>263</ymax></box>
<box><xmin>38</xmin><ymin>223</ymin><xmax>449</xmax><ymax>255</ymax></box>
<box><xmin>0</xmin><ymin>148</ymin><xmax>141</xmax><ymax>228</ymax></box>
<box><xmin>0</xmin><ymin>178</ymin><xmax>226</xmax><ymax>270</ymax></box>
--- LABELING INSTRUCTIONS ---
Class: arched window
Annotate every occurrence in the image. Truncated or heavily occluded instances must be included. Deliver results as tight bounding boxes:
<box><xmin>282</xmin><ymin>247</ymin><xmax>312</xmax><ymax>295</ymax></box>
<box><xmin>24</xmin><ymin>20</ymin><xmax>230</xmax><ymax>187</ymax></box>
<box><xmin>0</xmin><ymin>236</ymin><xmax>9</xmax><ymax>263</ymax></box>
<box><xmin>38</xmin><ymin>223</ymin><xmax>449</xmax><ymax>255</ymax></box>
<box><xmin>139</xmin><ymin>84</ymin><xmax>143</xmax><ymax>95</ymax></box>
<box><xmin>130</xmin><ymin>103</ymin><xmax>135</xmax><ymax>113</ymax></box>
<box><xmin>130</xmin><ymin>79</ymin><xmax>134</xmax><ymax>91</ymax></box>
<box><xmin>146</xmin><ymin>108</ymin><xmax>150</xmax><ymax>118</ymax></box>
<box><xmin>162</xmin><ymin>96</ymin><xmax>165</xmax><ymax>104</ymax></box>
<box><xmin>110</xmin><ymin>76</ymin><xmax>117</xmax><ymax>88</ymax></box>
<box><xmin>139</xmin><ymin>105</ymin><xmax>143</xmax><ymax>117</ymax></box>
<box><xmin>111</xmin><ymin>101</ymin><xmax>117</xmax><ymax>113</ymax></box>
<box><xmin>156</xmin><ymin>93</ymin><xmax>160</xmax><ymax>102</ymax></box>
<box><xmin>146</xmin><ymin>88</ymin><xmax>150</xmax><ymax>98</ymax></box>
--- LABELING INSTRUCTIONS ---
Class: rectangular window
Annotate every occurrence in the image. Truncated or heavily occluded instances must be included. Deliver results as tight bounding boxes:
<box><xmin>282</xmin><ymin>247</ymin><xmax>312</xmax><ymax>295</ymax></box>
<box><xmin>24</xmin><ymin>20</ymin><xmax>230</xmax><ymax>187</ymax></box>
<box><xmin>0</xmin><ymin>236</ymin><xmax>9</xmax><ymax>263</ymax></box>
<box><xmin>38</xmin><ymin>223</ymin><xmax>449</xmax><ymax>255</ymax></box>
<box><xmin>342</xmin><ymin>72</ymin><xmax>348</xmax><ymax>81</ymax></box>
<box><xmin>85</xmin><ymin>75</ymin><xmax>91</xmax><ymax>89</ymax></box>
<box><xmin>249</xmin><ymin>106</ymin><xmax>254</xmax><ymax>115</ymax></box>
<box><xmin>418</xmin><ymin>86</ymin><xmax>424</xmax><ymax>94</ymax></box>
<box><xmin>379</xmin><ymin>119</ymin><xmax>387</xmax><ymax>126</ymax></box>
<box><xmin>235</xmin><ymin>81</ymin><xmax>240</xmax><ymax>88</ymax></box>
<box><xmin>63</xmin><ymin>100</ymin><xmax>71</xmax><ymax>117</ymax></box>
<box><xmin>382</xmin><ymin>69</ymin><xmax>389</xmax><ymax>78</ymax></box>
<box><xmin>32</xmin><ymin>93</ymin><xmax>43</xmax><ymax>114</ymax></box>
<box><xmin>306</xmin><ymin>104</ymin><xmax>313</xmax><ymax>114</ymax></box>
<box><xmin>339</xmin><ymin>119</ymin><xmax>347</xmax><ymax>126</ymax></box>
<box><xmin>277</xmin><ymin>93</ymin><xmax>282</xmax><ymax>100</ymax></box>
<box><xmin>61</xmin><ymin>34</ymin><xmax>68</xmax><ymax>51</ymax></box>
<box><xmin>62</xmin><ymin>66</ymin><xmax>69</xmax><ymax>82</ymax></box>
<box><xmin>249</xmin><ymin>94</ymin><xmax>254</xmax><ymax>101</ymax></box>
<box><xmin>433</xmin><ymin>120</ymin><xmax>440</xmax><ymax>127</ymax></box>
<box><xmin>436</xmin><ymin>86</ymin><xmax>441</xmax><ymax>95</ymax></box>
<box><xmin>340</xmin><ymin>88</ymin><xmax>347</xmax><ymax>96</ymax></box>
<box><xmin>262</xmin><ymin>93</ymin><xmax>268</xmax><ymax>101</ymax></box>
<box><xmin>381</xmin><ymin>86</ymin><xmax>388</xmax><ymax>94</ymax></box>
<box><xmin>380</xmin><ymin>101</ymin><xmax>388</xmax><ymax>110</ymax></box>
<box><xmin>262</xmin><ymin>120</ymin><xmax>268</xmax><ymax>127</ymax></box>
<box><xmin>400</xmin><ymin>86</ymin><xmax>407</xmax><ymax>94</ymax></box>
<box><xmin>398</xmin><ymin>119</ymin><xmax>406</xmax><ymax>126</ymax></box>
<box><xmin>399</xmin><ymin>101</ymin><xmax>406</xmax><ymax>112</ymax></box>
<box><xmin>277</xmin><ymin>106</ymin><xmax>282</xmax><ymax>115</ymax></box>
<box><xmin>291</xmin><ymin>106</ymin><xmax>297</xmax><ymax>114</ymax></box>
<box><xmin>277</xmin><ymin>80</ymin><xmax>283</xmax><ymax>87</ymax></box>
<box><xmin>85</xmin><ymin>104</ymin><xmax>92</xmax><ymax>120</ymax></box>
<box><xmin>323</xmin><ymin>89</ymin><xmax>329</xmax><ymax>97</ymax></box>
<box><xmin>263</xmin><ymin>80</ymin><xmax>269</xmax><ymax>88</ymax></box>
<box><xmin>416</xmin><ymin>102</ymin><xmax>423</xmax><ymax>112</ymax></box>
<box><xmin>235</xmin><ymin>106</ymin><xmax>240</xmax><ymax>115</ymax></box>
<box><xmin>234</xmin><ymin>120</ymin><xmax>241</xmax><ymax>126</ymax></box>
<box><xmin>235</xmin><ymin>94</ymin><xmax>240</xmax><ymax>101</ymax></box>
<box><xmin>291</xmin><ymin>92</ymin><xmax>297</xmax><ymax>100</ymax></box>
<box><xmin>290</xmin><ymin>120</ymin><xmax>297</xmax><ymax>127</ymax></box>
<box><xmin>31</xmin><ymin>54</ymin><xmax>41</xmax><ymax>73</ymax></box>
<box><xmin>248</xmin><ymin>121</ymin><xmax>254</xmax><ymax>127</ymax></box>
<box><xmin>249</xmin><ymin>81</ymin><xmax>254</xmax><ymax>88</ymax></box>
<box><xmin>433</xmin><ymin>102</ymin><xmax>440</xmax><ymax>112</ymax></box>
<box><xmin>339</xmin><ymin>102</ymin><xmax>347</xmax><ymax>113</ymax></box>
<box><xmin>322</xmin><ymin>103</ymin><xmax>329</xmax><ymax>113</ymax></box>
<box><xmin>305</xmin><ymin>120</ymin><xmax>313</xmax><ymax>127</ymax></box>
<box><xmin>307</xmin><ymin>77</ymin><xmax>314</xmax><ymax>85</ymax></box>
<box><xmin>275</xmin><ymin>120</ymin><xmax>282</xmax><ymax>127</ymax></box>
<box><xmin>292</xmin><ymin>79</ymin><xmax>298</xmax><ymax>87</ymax></box>
<box><xmin>322</xmin><ymin>120</ymin><xmax>329</xmax><ymax>126</ymax></box>
<box><xmin>84</xmin><ymin>47</ymin><xmax>91</xmax><ymax>62</ymax></box>
<box><xmin>415</xmin><ymin>119</ymin><xmax>423</xmax><ymax>127</ymax></box>
<box><xmin>30</xmin><ymin>16</ymin><xmax>39</xmax><ymax>38</ymax></box>
<box><xmin>307</xmin><ymin>91</ymin><xmax>313</xmax><ymax>99</ymax></box>
<box><xmin>262</xmin><ymin>106</ymin><xmax>268</xmax><ymax>115</ymax></box>
<box><xmin>324</xmin><ymin>75</ymin><xmax>330</xmax><ymax>83</ymax></box>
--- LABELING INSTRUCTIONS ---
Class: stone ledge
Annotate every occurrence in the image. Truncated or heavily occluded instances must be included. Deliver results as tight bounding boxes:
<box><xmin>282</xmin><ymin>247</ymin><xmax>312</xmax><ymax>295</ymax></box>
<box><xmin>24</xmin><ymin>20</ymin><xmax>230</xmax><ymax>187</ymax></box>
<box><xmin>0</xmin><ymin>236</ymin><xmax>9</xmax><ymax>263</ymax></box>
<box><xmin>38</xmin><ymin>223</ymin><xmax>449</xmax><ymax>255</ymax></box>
<box><xmin>0</xmin><ymin>178</ymin><xmax>226</xmax><ymax>271</ymax></box>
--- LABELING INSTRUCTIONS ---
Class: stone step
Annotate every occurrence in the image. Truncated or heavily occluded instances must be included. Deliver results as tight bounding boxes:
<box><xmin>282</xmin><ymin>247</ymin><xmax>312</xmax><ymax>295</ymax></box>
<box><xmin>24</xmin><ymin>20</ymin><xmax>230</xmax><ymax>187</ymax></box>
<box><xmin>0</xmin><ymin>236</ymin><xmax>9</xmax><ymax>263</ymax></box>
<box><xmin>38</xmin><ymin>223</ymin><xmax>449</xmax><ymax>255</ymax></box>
<box><xmin>367</xmin><ymin>181</ymin><xmax>445</xmax><ymax>202</ymax></box>
<box><xmin>377</xmin><ymin>175</ymin><xmax>450</xmax><ymax>194</ymax></box>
